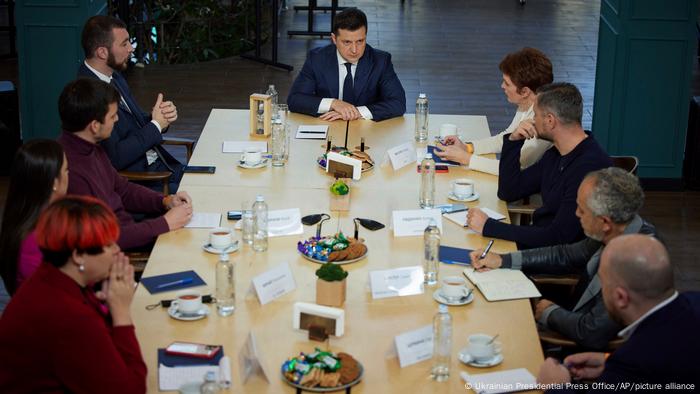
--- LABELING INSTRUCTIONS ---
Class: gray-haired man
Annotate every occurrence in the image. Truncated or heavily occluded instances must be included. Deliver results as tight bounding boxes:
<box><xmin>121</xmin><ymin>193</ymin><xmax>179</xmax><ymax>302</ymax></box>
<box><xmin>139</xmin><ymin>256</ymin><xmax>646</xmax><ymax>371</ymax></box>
<box><xmin>472</xmin><ymin>167</ymin><xmax>658</xmax><ymax>350</ymax></box>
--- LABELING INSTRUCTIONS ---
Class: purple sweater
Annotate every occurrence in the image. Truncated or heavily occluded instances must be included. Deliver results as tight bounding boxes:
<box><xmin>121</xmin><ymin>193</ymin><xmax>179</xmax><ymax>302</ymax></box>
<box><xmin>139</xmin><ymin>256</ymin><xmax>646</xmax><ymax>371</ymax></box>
<box><xmin>58</xmin><ymin>131</ymin><xmax>169</xmax><ymax>250</ymax></box>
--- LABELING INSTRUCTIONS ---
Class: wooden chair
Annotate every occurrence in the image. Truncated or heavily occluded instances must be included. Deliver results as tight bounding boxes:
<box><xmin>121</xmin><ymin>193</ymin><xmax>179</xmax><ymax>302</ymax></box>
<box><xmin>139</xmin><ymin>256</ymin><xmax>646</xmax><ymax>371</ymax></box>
<box><xmin>119</xmin><ymin>137</ymin><xmax>195</xmax><ymax>195</ymax></box>
<box><xmin>611</xmin><ymin>155</ymin><xmax>639</xmax><ymax>175</ymax></box>
<box><xmin>539</xmin><ymin>328</ymin><xmax>626</xmax><ymax>352</ymax></box>
<box><xmin>126</xmin><ymin>251</ymin><xmax>150</xmax><ymax>281</ymax></box>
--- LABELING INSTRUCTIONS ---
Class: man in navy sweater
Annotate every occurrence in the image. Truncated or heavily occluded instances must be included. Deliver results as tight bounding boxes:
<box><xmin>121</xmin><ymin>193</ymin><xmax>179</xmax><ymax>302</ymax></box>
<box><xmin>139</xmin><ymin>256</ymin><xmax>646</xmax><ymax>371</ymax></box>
<box><xmin>537</xmin><ymin>235</ymin><xmax>700</xmax><ymax>392</ymax></box>
<box><xmin>467</xmin><ymin>82</ymin><xmax>611</xmax><ymax>249</ymax></box>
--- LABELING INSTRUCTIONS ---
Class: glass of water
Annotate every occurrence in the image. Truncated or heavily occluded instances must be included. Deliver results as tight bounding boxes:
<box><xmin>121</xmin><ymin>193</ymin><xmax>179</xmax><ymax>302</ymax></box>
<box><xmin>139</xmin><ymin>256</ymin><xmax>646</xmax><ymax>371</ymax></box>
<box><xmin>271</xmin><ymin>121</ymin><xmax>288</xmax><ymax>167</ymax></box>
<box><xmin>241</xmin><ymin>200</ymin><xmax>254</xmax><ymax>245</ymax></box>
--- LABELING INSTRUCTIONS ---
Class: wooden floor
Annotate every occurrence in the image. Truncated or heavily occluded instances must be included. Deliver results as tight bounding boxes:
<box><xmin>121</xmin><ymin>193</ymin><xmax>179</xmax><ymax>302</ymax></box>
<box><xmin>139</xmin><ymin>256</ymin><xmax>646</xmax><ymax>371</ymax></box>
<box><xmin>0</xmin><ymin>0</ymin><xmax>698</xmax><ymax>290</ymax></box>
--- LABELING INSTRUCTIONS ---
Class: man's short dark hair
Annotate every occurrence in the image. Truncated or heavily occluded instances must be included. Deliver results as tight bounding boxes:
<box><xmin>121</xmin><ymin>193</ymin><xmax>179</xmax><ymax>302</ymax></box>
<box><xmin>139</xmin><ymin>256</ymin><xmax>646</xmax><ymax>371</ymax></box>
<box><xmin>536</xmin><ymin>82</ymin><xmax>583</xmax><ymax>126</ymax></box>
<box><xmin>332</xmin><ymin>8</ymin><xmax>368</xmax><ymax>35</ymax></box>
<box><xmin>81</xmin><ymin>15</ymin><xmax>127</xmax><ymax>58</ymax></box>
<box><xmin>58</xmin><ymin>78</ymin><xmax>120</xmax><ymax>132</ymax></box>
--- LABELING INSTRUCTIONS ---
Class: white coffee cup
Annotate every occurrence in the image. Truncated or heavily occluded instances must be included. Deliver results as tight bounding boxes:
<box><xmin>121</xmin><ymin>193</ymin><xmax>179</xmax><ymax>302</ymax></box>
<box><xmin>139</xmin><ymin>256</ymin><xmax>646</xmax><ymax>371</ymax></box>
<box><xmin>176</xmin><ymin>291</ymin><xmax>203</xmax><ymax>314</ymax></box>
<box><xmin>452</xmin><ymin>178</ymin><xmax>475</xmax><ymax>199</ymax></box>
<box><xmin>441</xmin><ymin>275</ymin><xmax>469</xmax><ymax>302</ymax></box>
<box><xmin>209</xmin><ymin>227</ymin><xmax>232</xmax><ymax>250</ymax></box>
<box><xmin>242</xmin><ymin>148</ymin><xmax>262</xmax><ymax>166</ymax></box>
<box><xmin>467</xmin><ymin>333</ymin><xmax>502</xmax><ymax>362</ymax></box>
<box><xmin>439</xmin><ymin>123</ymin><xmax>458</xmax><ymax>138</ymax></box>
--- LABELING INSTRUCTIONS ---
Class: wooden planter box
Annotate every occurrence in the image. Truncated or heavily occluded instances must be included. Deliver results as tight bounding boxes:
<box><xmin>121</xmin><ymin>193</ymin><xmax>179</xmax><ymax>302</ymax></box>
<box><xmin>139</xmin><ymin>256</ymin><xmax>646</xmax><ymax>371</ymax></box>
<box><xmin>316</xmin><ymin>278</ymin><xmax>346</xmax><ymax>307</ymax></box>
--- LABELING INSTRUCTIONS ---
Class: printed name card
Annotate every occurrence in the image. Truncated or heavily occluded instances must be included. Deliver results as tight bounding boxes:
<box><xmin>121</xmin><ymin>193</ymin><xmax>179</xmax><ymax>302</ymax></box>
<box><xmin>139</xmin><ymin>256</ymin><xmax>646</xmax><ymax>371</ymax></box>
<box><xmin>251</xmin><ymin>262</ymin><xmax>296</xmax><ymax>305</ymax></box>
<box><xmin>394</xmin><ymin>325</ymin><xmax>434</xmax><ymax>368</ymax></box>
<box><xmin>392</xmin><ymin>209</ymin><xmax>443</xmax><ymax>237</ymax></box>
<box><xmin>267</xmin><ymin>208</ymin><xmax>303</xmax><ymax>237</ymax></box>
<box><xmin>386</xmin><ymin>141</ymin><xmax>417</xmax><ymax>171</ymax></box>
<box><xmin>369</xmin><ymin>265</ymin><xmax>425</xmax><ymax>299</ymax></box>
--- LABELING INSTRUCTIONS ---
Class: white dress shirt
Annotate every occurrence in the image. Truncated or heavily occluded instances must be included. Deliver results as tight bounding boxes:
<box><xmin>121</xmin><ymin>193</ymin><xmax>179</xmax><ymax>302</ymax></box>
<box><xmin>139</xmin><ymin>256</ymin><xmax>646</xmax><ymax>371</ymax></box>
<box><xmin>84</xmin><ymin>61</ymin><xmax>160</xmax><ymax>165</ymax></box>
<box><xmin>316</xmin><ymin>51</ymin><xmax>373</xmax><ymax>120</ymax></box>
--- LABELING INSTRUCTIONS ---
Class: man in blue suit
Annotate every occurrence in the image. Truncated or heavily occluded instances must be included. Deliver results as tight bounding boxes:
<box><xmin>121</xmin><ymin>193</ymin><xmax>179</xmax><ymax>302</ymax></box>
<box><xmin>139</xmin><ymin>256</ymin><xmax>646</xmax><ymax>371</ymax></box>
<box><xmin>287</xmin><ymin>8</ymin><xmax>406</xmax><ymax>122</ymax></box>
<box><xmin>537</xmin><ymin>235</ymin><xmax>700</xmax><ymax>392</ymax></box>
<box><xmin>79</xmin><ymin>16</ymin><xmax>184</xmax><ymax>192</ymax></box>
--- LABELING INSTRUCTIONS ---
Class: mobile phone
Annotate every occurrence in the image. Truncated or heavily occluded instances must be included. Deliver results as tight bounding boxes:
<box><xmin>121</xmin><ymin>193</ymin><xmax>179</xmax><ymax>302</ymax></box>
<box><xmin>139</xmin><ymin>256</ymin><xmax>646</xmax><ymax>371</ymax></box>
<box><xmin>165</xmin><ymin>342</ymin><xmax>221</xmax><ymax>359</ymax></box>
<box><xmin>184</xmin><ymin>165</ymin><xmax>216</xmax><ymax>174</ymax></box>
<box><xmin>227</xmin><ymin>210</ymin><xmax>242</xmax><ymax>220</ymax></box>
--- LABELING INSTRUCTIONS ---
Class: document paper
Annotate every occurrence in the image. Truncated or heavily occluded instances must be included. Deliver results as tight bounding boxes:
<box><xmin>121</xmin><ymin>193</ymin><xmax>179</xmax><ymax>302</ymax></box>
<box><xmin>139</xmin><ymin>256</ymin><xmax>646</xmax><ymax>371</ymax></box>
<box><xmin>460</xmin><ymin>369</ymin><xmax>537</xmax><ymax>394</ymax></box>
<box><xmin>296</xmin><ymin>125</ymin><xmax>328</xmax><ymax>139</ymax></box>
<box><xmin>159</xmin><ymin>356</ymin><xmax>231</xmax><ymax>391</ymax></box>
<box><xmin>222</xmin><ymin>141</ymin><xmax>268</xmax><ymax>153</ymax></box>
<box><xmin>463</xmin><ymin>267</ymin><xmax>541</xmax><ymax>301</ymax></box>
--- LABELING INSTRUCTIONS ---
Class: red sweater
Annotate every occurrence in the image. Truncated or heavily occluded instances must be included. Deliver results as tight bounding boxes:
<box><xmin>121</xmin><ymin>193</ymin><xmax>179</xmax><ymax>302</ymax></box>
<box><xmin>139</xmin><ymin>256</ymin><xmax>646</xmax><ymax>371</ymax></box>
<box><xmin>58</xmin><ymin>131</ymin><xmax>169</xmax><ymax>249</ymax></box>
<box><xmin>0</xmin><ymin>264</ymin><xmax>147</xmax><ymax>393</ymax></box>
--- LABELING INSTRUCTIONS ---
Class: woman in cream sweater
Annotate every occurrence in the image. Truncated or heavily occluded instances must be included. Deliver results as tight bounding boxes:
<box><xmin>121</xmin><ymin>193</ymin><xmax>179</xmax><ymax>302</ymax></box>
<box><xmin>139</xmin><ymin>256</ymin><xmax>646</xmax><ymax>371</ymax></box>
<box><xmin>435</xmin><ymin>48</ymin><xmax>554</xmax><ymax>175</ymax></box>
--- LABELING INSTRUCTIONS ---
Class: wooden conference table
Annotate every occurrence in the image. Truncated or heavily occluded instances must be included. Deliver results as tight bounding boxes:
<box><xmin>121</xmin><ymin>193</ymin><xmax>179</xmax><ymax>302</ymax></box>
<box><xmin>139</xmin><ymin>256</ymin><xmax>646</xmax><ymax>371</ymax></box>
<box><xmin>131</xmin><ymin>110</ymin><xmax>544</xmax><ymax>393</ymax></box>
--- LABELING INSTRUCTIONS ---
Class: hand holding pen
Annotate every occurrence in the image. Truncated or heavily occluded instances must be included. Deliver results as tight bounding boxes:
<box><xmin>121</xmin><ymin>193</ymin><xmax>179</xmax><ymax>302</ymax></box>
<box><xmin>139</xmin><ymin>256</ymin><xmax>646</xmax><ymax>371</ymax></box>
<box><xmin>470</xmin><ymin>240</ymin><xmax>502</xmax><ymax>271</ymax></box>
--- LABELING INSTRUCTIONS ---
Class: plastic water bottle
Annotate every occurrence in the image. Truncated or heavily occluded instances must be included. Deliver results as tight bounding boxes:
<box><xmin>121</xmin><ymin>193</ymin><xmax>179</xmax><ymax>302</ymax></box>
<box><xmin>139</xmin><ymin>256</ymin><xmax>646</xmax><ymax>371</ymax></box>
<box><xmin>215</xmin><ymin>253</ymin><xmax>235</xmax><ymax>316</ymax></box>
<box><xmin>266</xmin><ymin>84</ymin><xmax>279</xmax><ymax>116</ymax></box>
<box><xmin>200</xmin><ymin>371</ymin><xmax>219</xmax><ymax>393</ymax></box>
<box><xmin>423</xmin><ymin>220</ymin><xmax>440</xmax><ymax>286</ymax></box>
<box><xmin>252</xmin><ymin>195</ymin><xmax>268</xmax><ymax>252</ymax></box>
<box><xmin>419</xmin><ymin>153</ymin><xmax>436</xmax><ymax>208</ymax></box>
<box><xmin>431</xmin><ymin>304</ymin><xmax>452</xmax><ymax>382</ymax></box>
<box><xmin>415</xmin><ymin>93</ymin><xmax>429</xmax><ymax>142</ymax></box>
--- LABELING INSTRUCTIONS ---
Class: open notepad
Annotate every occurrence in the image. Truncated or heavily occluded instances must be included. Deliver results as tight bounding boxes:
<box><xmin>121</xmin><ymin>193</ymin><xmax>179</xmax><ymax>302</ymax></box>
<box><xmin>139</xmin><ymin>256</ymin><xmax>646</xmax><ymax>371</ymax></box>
<box><xmin>463</xmin><ymin>267</ymin><xmax>541</xmax><ymax>301</ymax></box>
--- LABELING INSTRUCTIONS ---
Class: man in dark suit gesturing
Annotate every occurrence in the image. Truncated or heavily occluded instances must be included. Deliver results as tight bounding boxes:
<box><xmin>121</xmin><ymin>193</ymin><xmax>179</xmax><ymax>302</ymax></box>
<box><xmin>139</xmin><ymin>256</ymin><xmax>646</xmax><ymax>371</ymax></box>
<box><xmin>287</xmin><ymin>8</ymin><xmax>406</xmax><ymax>122</ymax></box>
<box><xmin>79</xmin><ymin>16</ymin><xmax>184</xmax><ymax>192</ymax></box>
<box><xmin>537</xmin><ymin>235</ymin><xmax>700</xmax><ymax>392</ymax></box>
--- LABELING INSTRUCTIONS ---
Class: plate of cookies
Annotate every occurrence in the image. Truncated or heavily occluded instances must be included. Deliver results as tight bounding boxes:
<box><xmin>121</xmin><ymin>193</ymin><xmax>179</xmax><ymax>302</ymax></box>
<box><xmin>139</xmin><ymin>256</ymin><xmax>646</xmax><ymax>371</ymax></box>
<box><xmin>281</xmin><ymin>349</ymin><xmax>363</xmax><ymax>392</ymax></box>
<box><xmin>297</xmin><ymin>232</ymin><xmax>368</xmax><ymax>265</ymax></box>
<box><xmin>317</xmin><ymin>146</ymin><xmax>374</xmax><ymax>173</ymax></box>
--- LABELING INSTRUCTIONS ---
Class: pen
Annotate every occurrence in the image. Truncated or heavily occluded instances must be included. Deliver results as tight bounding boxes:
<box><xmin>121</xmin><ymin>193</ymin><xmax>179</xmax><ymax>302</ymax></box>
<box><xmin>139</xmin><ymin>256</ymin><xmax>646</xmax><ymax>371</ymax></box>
<box><xmin>448</xmin><ymin>208</ymin><xmax>469</xmax><ymax>214</ymax></box>
<box><xmin>299</xmin><ymin>131</ymin><xmax>326</xmax><ymax>134</ymax></box>
<box><xmin>479</xmin><ymin>240</ymin><xmax>494</xmax><ymax>260</ymax></box>
<box><xmin>157</xmin><ymin>277</ymin><xmax>193</xmax><ymax>289</ymax></box>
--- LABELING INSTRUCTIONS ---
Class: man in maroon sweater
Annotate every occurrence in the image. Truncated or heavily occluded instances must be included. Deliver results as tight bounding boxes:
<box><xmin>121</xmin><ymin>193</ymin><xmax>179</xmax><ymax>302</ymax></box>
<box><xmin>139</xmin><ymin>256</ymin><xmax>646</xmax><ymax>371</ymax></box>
<box><xmin>57</xmin><ymin>78</ymin><xmax>193</xmax><ymax>250</ymax></box>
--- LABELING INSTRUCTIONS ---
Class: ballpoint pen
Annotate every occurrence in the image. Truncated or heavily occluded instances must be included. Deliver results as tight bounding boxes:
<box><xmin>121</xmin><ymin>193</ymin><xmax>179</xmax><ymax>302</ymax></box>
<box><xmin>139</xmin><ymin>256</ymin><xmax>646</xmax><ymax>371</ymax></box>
<box><xmin>156</xmin><ymin>277</ymin><xmax>193</xmax><ymax>289</ymax></box>
<box><xmin>479</xmin><ymin>240</ymin><xmax>495</xmax><ymax>260</ymax></box>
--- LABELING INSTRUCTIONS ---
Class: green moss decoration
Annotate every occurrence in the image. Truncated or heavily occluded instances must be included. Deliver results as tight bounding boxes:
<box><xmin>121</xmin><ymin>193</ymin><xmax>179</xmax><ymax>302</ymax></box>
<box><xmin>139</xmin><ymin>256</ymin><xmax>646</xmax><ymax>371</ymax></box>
<box><xmin>315</xmin><ymin>263</ymin><xmax>348</xmax><ymax>282</ymax></box>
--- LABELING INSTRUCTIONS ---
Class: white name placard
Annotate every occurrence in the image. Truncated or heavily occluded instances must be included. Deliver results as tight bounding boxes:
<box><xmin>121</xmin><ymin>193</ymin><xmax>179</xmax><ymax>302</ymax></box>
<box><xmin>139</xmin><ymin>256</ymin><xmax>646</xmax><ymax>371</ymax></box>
<box><xmin>369</xmin><ymin>265</ymin><xmax>424</xmax><ymax>299</ymax></box>
<box><xmin>392</xmin><ymin>209</ymin><xmax>443</xmax><ymax>237</ymax></box>
<box><xmin>394</xmin><ymin>325</ymin><xmax>434</xmax><ymax>368</ymax></box>
<box><xmin>386</xmin><ymin>141</ymin><xmax>417</xmax><ymax>171</ymax></box>
<box><xmin>251</xmin><ymin>262</ymin><xmax>296</xmax><ymax>305</ymax></box>
<box><xmin>267</xmin><ymin>208</ymin><xmax>303</xmax><ymax>237</ymax></box>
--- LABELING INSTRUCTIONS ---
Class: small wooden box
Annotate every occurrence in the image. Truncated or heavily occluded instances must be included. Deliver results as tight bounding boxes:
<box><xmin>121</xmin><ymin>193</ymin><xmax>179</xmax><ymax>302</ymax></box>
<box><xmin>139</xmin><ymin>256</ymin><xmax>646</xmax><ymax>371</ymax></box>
<box><xmin>249</xmin><ymin>93</ymin><xmax>272</xmax><ymax>137</ymax></box>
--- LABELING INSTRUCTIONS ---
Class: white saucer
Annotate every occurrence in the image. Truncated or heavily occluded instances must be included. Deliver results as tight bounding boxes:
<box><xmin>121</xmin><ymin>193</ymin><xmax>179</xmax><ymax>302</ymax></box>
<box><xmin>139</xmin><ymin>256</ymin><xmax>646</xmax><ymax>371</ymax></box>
<box><xmin>433</xmin><ymin>288</ymin><xmax>474</xmax><ymax>306</ymax></box>
<box><xmin>458</xmin><ymin>348</ymin><xmax>504</xmax><ymax>367</ymax></box>
<box><xmin>237</xmin><ymin>158</ymin><xmax>268</xmax><ymax>169</ymax></box>
<box><xmin>202</xmin><ymin>241</ymin><xmax>239</xmax><ymax>254</ymax></box>
<box><xmin>448</xmin><ymin>191</ymin><xmax>479</xmax><ymax>202</ymax></box>
<box><xmin>167</xmin><ymin>301</ymin><xmax>210</xmax><ymax>321</ymax></box>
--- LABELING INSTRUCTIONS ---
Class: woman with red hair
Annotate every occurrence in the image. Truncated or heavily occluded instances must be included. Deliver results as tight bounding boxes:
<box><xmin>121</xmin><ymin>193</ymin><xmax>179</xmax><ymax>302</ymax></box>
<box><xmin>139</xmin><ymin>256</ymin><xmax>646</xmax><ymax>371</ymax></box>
<box><xmin>0</xmin><ymin>195</ymin><xmax>146</xmax><ymax>393</ymax></box>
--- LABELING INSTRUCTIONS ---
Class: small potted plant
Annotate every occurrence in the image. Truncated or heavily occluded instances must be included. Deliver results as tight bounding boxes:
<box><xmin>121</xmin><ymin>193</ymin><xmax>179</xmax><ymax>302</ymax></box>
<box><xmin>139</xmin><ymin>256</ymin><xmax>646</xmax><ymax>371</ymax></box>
<box><xmin>315</xmin><ymin>263</ymin><xmax>348</xmax><ymax>307</ymax></box>
<box><xmin>329</xmin><ymin>178</ymin><xmax>350</xmax><ymax>211</ymax></box>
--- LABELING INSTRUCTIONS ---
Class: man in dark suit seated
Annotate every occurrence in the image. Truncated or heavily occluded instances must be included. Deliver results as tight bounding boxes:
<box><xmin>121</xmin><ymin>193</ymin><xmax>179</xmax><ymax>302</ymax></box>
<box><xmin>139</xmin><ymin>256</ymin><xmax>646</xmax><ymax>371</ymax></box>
<box><xmin>472</xmin><ymin>168</ymin><xmax>657</xmax><ymax>350</ymax></box>
<box><xmin>467</xmin><ymin>83</ymin><xmax>612</xmax><ymax>249</ymax></box>
<box><xmin>287</xmin><ymin>7</ymin><xmax>406</xmax><ymax>122</ymax></box>
<box><xmin>79</xmin><ymin>15</ymin><xmax>184</xmax><ymax>192</ymax></box>
<box><xmin>537</xmin><ymin>234</ymin><xmax>700</xmax><ymax>391</ymax></box>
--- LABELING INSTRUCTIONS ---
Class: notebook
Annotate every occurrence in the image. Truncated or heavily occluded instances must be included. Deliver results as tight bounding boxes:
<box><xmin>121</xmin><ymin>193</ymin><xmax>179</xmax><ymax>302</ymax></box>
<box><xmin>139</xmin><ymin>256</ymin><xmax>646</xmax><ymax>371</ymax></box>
<box><xmin>463</xmin><ymin>267</ymin><xmax>541</xmax><ymax>301</ymax></box>
<box><xmin>427</xmin><ymin>145</ymin><xmax>461</xmax><ymax>166</ymax></box>
<box><xmin>439</xmin><ymin>245</ymin><xmax>473</xmax><ymax>266</ymax></box>
<box><xmin>140</xmin><ymin>270</ymin><xmax>206</xmax><ymax>294</ymax></box>
<box><xmin>158</xmin><ymin>348</ymin><xmax>231</xmax><ymax>391</ymax></box>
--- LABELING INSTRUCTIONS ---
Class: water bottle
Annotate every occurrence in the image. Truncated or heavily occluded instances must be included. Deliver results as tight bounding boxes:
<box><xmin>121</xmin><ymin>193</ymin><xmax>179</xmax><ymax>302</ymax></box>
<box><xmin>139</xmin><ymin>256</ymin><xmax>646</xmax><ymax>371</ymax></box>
<box><xmin>252</xmin><ymin>195</ymin><xmax>268</xmax><ymax>252</ymax></box>
<box><xmin>431</xmin><ymin>304</ymin><xmax>452</xmax><ymax>382</ymax></box>
<box><xmin>266</xmin><ymin>84</ymin><xmax>279</xmax><ymax>119</ymax></box>
<box><xmin>415</xmin><ymin>93</ymin><xmax>429</xmax><ymax>142</ymax></box>
<box><xmin>200</xmin><ymin>371</ymin><xmax>219</xmax><ymax>393</ymax></box>
<box><xmin>215</xmin><ymin>253</ymin><xmax>235</xmax><ymax>316</ymax></box>
<box><xmin>419</xmin><ymin>153</ymin><xmax>435</xmax><ymax>208</ymax></box>
<box><xmin>423</xmin><ymin>220</ymin><xmax>440</xmax><ymax>286</ymax></box>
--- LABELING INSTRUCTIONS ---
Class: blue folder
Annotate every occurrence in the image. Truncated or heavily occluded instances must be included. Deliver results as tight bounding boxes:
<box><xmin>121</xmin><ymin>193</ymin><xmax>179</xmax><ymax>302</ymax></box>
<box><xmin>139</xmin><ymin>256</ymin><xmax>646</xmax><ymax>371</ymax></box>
<box><xmin>439</xmin><ymin>245</ymin><xmax>473</xmax><ymax>266</ymax></box>
<box><xmin>158</xmin><ymin>348</ymin><xmax>223</xmax><ymax>367</ymax></box>
<box><xmin>140</xmin><ymin>270</ymin><xmax>206</xmax><ymax>294</ymax></box>
<box><xmin>427</xmin><ymin>145</ymin><xmax>462</xmax><ymax>166</ymax></box>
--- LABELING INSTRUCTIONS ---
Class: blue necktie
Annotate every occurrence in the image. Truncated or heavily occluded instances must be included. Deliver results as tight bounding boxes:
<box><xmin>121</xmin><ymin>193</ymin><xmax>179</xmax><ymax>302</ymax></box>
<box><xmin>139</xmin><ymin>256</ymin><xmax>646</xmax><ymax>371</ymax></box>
<box><xmin>342</xmin><ymin>62</ymin><xmax>355</xmax><ymax>105</ymax></box>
